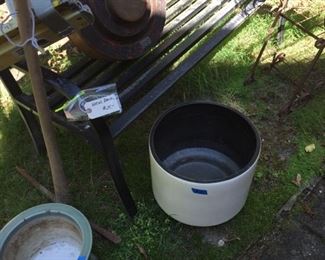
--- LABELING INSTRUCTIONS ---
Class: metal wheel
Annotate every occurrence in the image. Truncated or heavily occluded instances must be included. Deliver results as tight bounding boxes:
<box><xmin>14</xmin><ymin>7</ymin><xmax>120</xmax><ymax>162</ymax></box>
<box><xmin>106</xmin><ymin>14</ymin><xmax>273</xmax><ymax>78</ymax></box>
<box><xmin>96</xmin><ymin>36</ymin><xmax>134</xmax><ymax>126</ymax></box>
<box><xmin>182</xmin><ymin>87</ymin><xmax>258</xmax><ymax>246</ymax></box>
<box><xmin>69</xmin><ymin>0</ymin><xmax>166</xmax><ymax>60</ymax></box>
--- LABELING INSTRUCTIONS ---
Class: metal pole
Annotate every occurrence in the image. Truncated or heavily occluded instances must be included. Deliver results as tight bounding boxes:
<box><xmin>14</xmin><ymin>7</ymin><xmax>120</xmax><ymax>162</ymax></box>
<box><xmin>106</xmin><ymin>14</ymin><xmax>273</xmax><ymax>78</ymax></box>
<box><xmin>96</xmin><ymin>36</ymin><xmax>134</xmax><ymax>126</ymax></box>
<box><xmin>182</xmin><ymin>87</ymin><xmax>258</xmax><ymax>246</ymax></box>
<box><xmin>12</xmin><ymin>0</ymin><xmax>70</xmax><ymax>203</ymax></box>
<box><xmin>244</xmin><ymin>0</ymin><xmax>289</xmax><ymax>84</ymax></box>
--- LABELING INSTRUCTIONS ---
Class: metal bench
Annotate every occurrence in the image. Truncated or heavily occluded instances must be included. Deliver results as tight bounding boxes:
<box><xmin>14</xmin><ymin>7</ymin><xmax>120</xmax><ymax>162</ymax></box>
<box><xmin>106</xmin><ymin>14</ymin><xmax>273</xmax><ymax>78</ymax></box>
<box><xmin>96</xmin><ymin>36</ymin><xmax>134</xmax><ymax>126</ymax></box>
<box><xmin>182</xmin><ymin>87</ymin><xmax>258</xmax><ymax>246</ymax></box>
<box><xmin>0</xmin><ymin>0</ymin><xmax>263</xmax><ymax>216</ymax></box>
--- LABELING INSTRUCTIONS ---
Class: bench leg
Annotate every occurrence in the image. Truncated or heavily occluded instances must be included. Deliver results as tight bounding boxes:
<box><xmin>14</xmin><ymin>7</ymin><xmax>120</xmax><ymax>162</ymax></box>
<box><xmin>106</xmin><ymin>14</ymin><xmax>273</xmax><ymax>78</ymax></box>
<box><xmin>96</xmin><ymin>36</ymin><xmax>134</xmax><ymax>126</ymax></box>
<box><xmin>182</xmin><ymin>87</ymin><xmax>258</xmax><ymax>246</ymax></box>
<box><xmin>0</xmin><ymin>69</ymin><xmax>46</xmax><ymax>155</ymax></box>
<box><xmin>91</xmin><ymin>118</ymin><xmax>137</xmax><ymax>217</ymax></box>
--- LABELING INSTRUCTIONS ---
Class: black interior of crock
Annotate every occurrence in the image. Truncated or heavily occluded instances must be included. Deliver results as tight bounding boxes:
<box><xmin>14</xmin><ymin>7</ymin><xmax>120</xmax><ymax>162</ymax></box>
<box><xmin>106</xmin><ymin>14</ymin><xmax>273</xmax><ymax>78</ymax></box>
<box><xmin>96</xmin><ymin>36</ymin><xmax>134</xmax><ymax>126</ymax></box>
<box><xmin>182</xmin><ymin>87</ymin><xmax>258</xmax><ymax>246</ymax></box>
<box><xmin>150</xmin><ymin>102</ymin><xmax>260</xmax><ymax>182</ymax></box>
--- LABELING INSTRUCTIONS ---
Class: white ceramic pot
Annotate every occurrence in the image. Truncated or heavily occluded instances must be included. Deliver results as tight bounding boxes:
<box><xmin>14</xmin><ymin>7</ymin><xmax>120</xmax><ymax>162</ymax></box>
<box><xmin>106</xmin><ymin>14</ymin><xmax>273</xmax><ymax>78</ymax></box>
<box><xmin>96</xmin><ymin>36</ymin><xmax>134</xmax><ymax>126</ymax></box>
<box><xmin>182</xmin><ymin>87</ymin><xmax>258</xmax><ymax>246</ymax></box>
<box><xmin>149</xmin><ymin>102</ymin><xmax>261</xmax><ymax>226</ymax></box>
<box><xmin>0</xmin><ymin>203</ymin><xmax>92</xmax><ymax>260</ymax></box>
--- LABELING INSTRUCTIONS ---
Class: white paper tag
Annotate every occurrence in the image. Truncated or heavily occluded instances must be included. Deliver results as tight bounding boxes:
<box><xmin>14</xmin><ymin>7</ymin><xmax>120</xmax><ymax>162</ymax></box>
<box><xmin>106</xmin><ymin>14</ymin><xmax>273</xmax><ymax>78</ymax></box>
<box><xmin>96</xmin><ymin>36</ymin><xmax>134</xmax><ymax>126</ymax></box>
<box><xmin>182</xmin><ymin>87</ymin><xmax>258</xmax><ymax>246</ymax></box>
<box><xmin>84</xmin><ymin>94</ymin><xmax>122</xmax><ymax>119</ymax></box>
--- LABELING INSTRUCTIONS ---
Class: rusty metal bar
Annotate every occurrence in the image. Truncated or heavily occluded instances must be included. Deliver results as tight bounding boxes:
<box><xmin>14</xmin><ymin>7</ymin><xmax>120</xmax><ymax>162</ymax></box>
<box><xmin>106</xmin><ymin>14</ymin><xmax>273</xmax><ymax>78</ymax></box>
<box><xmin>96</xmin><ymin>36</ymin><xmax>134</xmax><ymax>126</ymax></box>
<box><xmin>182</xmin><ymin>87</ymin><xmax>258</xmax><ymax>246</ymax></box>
<box><xmin>279</xmin><ymin>13</ymin><xmax>320</xmax><ymax>41</ymax></box>
<box><xmin>245</xmin><ymin>0</ymin><xmax>289</xmax><ymax>84</ymax></box>
<box><xmin>16</xmin><ymin>166</ymin><xmax>122</xmax><ymax>244</ymax></box>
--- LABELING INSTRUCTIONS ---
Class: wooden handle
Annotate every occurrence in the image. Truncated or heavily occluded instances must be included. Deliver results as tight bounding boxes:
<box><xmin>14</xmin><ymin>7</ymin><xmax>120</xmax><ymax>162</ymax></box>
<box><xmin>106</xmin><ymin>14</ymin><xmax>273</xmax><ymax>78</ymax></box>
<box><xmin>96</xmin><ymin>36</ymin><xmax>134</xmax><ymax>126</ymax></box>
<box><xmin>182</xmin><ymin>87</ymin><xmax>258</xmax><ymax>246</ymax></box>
<box><xmin>90</xmin><ymin>222</ymin><xmax>122</xmax><ymax>244</ymax></box>
<box><xmin>12</xmin><ymin>0</ymin><xmax>70</xmax><ymax>203</ymax></box>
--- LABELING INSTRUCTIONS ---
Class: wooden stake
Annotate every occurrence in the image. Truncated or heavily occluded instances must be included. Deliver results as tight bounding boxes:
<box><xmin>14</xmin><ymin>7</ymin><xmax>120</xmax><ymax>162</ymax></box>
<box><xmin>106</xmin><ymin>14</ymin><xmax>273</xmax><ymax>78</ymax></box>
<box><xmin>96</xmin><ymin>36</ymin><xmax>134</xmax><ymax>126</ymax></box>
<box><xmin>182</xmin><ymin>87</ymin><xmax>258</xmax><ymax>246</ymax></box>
<box><xmin>16</xmin><ymin>166</ymin><xmax>121</xmax><ymax>244</ymax></box>
<box><xmin>13</xmin><ymin>0</ymin><xmax>70</xmax><ymax>203</ymax></box>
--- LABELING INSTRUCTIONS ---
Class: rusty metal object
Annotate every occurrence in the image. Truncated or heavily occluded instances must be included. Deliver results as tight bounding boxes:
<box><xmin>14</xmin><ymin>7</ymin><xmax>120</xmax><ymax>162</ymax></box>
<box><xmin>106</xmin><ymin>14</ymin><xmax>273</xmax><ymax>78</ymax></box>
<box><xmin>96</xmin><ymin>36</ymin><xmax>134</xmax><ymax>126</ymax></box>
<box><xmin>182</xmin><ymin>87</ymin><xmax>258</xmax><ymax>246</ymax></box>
<box><xmin>16</xmin><ymin>166</ymin><xmax>56</xmax><ymax>202</ymax></box>
<box><xmin>16</xmin><ymin>166</ymin><xmax>121</xmax><ymax>244</ymax></box>
<box><xmin>244</xmin><ymin>0</ymin><xmax>289</xmax><ymax>85</ymax></box>
<box><xmin>69</xmin><ymin>0</ymin><xmax>166</xmax><ymax>60</ymax></box>
<box><xmin>108</xmin><ymin>0</ymin><xmax>148</xmax><ymax>22</ymax></box>
<box><xmin>245</xmin><ymin>0</ymin><xmax>324</xmax><ymax>115</ymax></box>
<box><xmin>278</xmin><ymin>38</ymin><xmax>324</xmax><ymax>115</ymax></box>
<box><xmin>270</xmin><ymin>52</ymin><xmax>286</xmax><ymax>69</ymax></box>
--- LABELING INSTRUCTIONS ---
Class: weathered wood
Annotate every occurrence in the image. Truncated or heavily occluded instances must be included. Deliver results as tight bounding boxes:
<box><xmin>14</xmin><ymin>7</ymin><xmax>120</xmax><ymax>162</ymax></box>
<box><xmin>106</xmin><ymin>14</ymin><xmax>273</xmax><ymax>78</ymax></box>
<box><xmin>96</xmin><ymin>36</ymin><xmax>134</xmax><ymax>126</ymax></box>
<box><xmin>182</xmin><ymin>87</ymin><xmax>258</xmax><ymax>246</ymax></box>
<box><xmin>13</xmin><ymin>0</ymin><xmax>70</xmax><ymax>203</ymax></box>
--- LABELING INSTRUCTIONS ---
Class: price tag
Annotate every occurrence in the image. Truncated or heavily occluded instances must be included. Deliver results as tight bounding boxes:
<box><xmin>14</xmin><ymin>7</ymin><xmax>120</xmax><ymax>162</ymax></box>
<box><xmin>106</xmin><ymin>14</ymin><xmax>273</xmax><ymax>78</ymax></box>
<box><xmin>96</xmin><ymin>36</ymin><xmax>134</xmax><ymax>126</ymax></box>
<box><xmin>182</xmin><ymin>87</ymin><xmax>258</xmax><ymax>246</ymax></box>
<box><xmin>84</xmin><ymin>94</ymin><xmax>122</xmax><ymax>119</ymax></box>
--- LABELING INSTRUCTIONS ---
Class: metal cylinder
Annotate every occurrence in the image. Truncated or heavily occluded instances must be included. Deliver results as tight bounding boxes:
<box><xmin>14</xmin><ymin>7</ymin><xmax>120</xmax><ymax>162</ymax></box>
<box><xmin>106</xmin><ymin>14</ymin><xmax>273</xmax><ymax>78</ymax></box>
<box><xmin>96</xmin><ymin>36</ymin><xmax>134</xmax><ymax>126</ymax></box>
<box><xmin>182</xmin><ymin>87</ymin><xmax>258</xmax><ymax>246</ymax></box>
<box><xmin>149</xmin><ymin>102</ymin><xmax>261</xmax><ymax>226</ymax></box>
<box><xmin>69</xmin><ymin>0</ymin><xmax>166</xmax><ymax>60</ymax></box>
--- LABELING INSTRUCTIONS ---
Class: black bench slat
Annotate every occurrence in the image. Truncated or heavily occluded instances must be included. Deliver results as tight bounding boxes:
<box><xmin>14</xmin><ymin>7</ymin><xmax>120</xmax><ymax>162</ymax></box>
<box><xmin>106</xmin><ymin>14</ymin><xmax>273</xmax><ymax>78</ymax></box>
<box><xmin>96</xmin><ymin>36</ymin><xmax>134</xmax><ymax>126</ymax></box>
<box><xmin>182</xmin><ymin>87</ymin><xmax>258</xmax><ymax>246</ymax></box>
<box><xmin>116</xmin><ymin>0</ymin><xmax>225</xmax><ymax>92</ymax></box>
<box><xmin>118</xmin><ymin>0</ymin><xmax>239</xmax><ymax>103</ymax></box>
<box><xmin>43</xmin><ymin>69</ymin><xmax>81</xmax><ymax>99</ymax></box>
<box><xmin>110</xmin><ymin>0</ymin><xmax>263</xmax><ymax>137</ymax></box>
<box><xmin>67</xmin><ymin>0</ymin><xmax>214</xmax><ymax>93</ymax></box>
<box><xmin>167</xmin><ymin>0</ymin><xmax>179</xmax><ymax>8</ymax></box>
<box><xmin>82</xmin><ymin>62</ymin><xmax>127</xmax><ymax>88</ymax></box>
<box><xmin>56</xmin><ymin>0</ymin><xmax>193</xmax><ymax>90</ymax></box>
<box><xmin>70</xmin><ymin>60</ymin><xmax>111</xmax><ymax>86</ymax></box>
<box><xmin>165</xmin><ymin>0</ymin><xmax>194</xmax><ymax>24</ymax></box>
<box><xmin>61</xmin><ymin>56</ymin><xmax>93</xmax><ymax>79</ymax></box>
<box><xmin>162</xmin><ymin>0</ymin><xmax>208</xmax><ymax>36</ymax></box>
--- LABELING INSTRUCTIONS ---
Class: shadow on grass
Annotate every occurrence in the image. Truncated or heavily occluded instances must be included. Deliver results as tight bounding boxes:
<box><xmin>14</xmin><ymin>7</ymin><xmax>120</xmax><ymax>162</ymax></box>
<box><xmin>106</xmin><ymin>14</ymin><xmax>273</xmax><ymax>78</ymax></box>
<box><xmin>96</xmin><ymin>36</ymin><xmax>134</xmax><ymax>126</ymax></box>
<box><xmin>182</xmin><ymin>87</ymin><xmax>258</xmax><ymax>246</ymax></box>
<box><xmin>0</xmin><ymin>54</ymin><xmax>324</xmax><ymax>260</ymax></box>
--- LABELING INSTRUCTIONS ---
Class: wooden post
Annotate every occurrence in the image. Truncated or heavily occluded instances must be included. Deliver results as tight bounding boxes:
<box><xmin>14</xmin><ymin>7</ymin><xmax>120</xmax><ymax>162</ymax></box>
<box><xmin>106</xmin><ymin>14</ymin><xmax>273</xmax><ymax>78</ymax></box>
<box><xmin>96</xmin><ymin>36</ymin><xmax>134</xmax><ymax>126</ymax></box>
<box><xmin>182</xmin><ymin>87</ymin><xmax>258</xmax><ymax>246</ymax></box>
<box><xmin>13</xmin><ymin>0</ymin><xmax>70</xmax><ymax>203</ymax></box>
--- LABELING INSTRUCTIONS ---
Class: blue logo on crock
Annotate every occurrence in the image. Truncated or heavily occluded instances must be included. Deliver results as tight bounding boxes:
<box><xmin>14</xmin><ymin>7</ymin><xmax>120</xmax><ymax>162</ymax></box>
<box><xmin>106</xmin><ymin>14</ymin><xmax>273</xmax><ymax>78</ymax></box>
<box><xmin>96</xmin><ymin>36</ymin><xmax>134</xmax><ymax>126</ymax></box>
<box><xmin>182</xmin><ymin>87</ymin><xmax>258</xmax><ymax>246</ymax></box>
<box><xmin>192</xmin><ymin>188</ymin><xmax>208</xmax><ymax>195</ymax></box>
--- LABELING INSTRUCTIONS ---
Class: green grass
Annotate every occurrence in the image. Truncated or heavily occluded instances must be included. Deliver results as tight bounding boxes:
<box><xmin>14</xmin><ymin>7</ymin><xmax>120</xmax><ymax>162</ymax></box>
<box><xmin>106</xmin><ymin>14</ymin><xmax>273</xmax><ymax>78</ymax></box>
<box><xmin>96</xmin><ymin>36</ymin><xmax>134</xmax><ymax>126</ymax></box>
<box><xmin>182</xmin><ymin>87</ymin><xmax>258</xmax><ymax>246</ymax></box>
<box><xmin>1</xmin><ymin>1</ymin><xmax>324</xmax><ymax>259</ymax></box>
